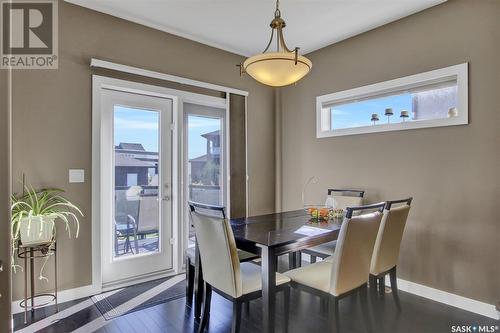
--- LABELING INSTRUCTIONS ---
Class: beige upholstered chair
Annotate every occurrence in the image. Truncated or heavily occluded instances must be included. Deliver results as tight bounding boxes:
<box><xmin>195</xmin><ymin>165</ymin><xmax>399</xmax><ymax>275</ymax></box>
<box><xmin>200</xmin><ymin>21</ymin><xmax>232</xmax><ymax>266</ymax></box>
<box><xmin>300</xmin><ymin>189</ymin><xmax>365</xmax><ymax>266</ymax></box>
<box><xmin>185</xmin><ymin>202</ymin><xmax>258</xmax><ymax>316</ymax></box>
<box><xmin>369</xmin><ymin>198</ymin><xmax>412</xmax><ymax>308</ymax></box>
<box><xmin>285</xmin><ymin>203</ymin><xmax>384</xmax><ymax>332</ymax></box>
<box><xmin>189</xmin><ymin>203</ymin><xmax>290</xmax><ymax>333</ymax></box>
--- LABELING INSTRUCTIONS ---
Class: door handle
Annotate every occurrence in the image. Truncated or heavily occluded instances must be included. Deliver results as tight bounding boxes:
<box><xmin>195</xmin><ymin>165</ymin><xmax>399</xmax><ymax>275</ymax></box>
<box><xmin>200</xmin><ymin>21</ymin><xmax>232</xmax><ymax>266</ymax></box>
<box><xmin>163</xmin><ymin>196</ymin><xmax>170</xmax><ymax>201</ymax></box>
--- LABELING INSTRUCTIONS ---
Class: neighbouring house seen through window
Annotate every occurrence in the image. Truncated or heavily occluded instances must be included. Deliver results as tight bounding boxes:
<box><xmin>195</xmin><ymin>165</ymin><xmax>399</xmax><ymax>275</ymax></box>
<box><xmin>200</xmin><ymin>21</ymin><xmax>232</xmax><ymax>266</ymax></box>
<box><xmin>316</xmin><ymin>63</ymin><xmax>468</xmax><ymax>137</ymax></box>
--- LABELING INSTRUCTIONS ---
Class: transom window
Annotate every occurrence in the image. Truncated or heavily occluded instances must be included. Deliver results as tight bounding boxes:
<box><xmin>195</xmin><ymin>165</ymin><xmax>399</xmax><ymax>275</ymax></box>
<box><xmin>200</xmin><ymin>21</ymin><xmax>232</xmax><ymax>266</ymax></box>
<box><xmin>316</xmin><ymin>63</ymin><xmax>468</xmax><ymax>137</ymax></box>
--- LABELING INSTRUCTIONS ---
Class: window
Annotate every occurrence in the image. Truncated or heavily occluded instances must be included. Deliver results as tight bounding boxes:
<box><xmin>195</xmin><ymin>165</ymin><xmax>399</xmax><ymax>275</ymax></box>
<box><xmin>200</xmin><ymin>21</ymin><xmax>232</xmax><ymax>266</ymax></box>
<box><xmin>126</xmin><ymin>173</ymin><xmax>138</xmax><ymax>186</ymax></box>
<box><xmin>316</xmin><ymin>63</ymin><xmax>468</xmax><ymax>138</ymax></box>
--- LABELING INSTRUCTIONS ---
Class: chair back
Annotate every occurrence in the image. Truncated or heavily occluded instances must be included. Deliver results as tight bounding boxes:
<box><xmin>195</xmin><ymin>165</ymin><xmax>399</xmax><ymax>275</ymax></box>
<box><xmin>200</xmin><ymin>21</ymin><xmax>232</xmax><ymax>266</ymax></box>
<box><xmin>330</xmin><ymin>203</ymin><xmax>384</xmax><ymax>296</ymax></box>
<box><xmin>370</xmin><ymin>198</ymin><xmax>412</xmax><ymax>275</ymax></box>
<box><xmin>325</xmin><ymin>188</ymin><xmax>364</xmax><ymax>209</ymax></box>
<box><xmin>188</xmin><ymin>202</ymin><xmax>241</xmax><ymax>298</ymax></box>
<box><xmin>137</xmin><ymin>194</ymin><xmax>159</xmax><ymax>234</ymax></box>
<box><xmin>115</xmin><ymin>189</ymin><xmax>140</xmax><ymax>224</ymax></box>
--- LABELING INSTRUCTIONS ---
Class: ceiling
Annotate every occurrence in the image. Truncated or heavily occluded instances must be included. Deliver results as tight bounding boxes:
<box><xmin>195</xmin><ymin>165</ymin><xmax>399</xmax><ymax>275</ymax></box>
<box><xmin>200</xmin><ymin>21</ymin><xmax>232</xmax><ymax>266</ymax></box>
<box><xmin>65</xmin><ymin>0</ymin><xmax>446</xmax><ymax>56</ymax></box>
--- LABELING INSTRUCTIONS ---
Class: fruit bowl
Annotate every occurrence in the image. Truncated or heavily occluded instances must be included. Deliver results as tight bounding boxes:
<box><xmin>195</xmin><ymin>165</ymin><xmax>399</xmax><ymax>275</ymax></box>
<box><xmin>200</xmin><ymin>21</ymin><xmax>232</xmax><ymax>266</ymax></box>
<box><xmin>304</xmin><ymin>205</ymin><xmax>330</xmax><ymax>221</ymax></box>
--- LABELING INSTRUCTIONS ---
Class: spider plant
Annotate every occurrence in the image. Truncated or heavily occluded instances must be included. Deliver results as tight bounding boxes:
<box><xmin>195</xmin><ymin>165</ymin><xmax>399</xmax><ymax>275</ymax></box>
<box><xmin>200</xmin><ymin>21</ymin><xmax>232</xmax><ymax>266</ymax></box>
<box><xmin>11</xmin><ymin>185</ymin><xmax>83</xmax><ymax>280</ymax></box>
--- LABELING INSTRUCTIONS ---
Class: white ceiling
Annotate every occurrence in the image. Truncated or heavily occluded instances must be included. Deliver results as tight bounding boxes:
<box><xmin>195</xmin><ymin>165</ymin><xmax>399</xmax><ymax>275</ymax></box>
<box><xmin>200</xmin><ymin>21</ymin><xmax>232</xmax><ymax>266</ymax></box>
<box><xmin>65</xmin><ymin>0</ymin><xmax>446</xmax><ymax>56</ymax></box>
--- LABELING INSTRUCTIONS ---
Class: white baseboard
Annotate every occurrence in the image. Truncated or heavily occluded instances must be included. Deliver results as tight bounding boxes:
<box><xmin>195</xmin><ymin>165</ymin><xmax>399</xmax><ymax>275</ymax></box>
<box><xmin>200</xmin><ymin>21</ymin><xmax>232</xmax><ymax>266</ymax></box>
<box><xmin>385</xmin><ymin>276</ymin><xmax>499</xmax><ymax>320</ymax></box>
<box><xmin>11</xmin><ymin>284</ymin><xmax>98</xmax><ymax>314</ymax></box>
<box><xmin>101</xmin><ymin>270</ymin><xmax>177</xmax><ymax>292</ymax></box>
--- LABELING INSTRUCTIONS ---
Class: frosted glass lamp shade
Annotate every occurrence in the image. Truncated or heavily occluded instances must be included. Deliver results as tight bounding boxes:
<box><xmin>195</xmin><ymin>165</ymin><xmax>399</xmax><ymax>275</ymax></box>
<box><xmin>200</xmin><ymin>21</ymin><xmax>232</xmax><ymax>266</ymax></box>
<box><xmin>243</xmin><ymin>52</ymin><xmax>312</xmax><ymax>87</ymax></box>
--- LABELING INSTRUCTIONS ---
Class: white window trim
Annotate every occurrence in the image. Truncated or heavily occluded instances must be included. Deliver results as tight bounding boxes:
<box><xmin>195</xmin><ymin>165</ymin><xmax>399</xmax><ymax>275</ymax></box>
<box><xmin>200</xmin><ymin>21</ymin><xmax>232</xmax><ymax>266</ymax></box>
<box><xmin>316</xmin><ymin>63</ymin><xmax>468</xmax><ymax>138</ymax></box>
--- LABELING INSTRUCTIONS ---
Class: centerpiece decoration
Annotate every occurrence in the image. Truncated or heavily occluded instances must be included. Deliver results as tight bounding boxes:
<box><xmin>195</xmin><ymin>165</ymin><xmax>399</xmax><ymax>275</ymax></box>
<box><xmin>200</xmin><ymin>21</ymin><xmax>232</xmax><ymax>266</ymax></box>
<box><xmin>302</xmin><ymin>176</ymin><xmax>331</xmax><ymax>221</ymax></box>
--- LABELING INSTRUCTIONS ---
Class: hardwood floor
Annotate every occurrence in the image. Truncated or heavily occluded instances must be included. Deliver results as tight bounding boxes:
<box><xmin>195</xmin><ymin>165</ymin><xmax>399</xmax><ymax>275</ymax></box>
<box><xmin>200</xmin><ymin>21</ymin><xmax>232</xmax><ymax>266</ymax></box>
<box><xmin>14</xmin><ymin>284</ymin><xmax>499</xmax><ymax>333</ymax></box>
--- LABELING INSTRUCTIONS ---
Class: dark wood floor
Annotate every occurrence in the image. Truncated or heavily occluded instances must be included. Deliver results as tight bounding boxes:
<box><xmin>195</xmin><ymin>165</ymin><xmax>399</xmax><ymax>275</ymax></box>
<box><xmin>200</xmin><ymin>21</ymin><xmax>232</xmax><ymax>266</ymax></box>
<box><xmin>15</xmin><ymin>283</ymin><xmax>499</xmax><ymax>333</ymax></box>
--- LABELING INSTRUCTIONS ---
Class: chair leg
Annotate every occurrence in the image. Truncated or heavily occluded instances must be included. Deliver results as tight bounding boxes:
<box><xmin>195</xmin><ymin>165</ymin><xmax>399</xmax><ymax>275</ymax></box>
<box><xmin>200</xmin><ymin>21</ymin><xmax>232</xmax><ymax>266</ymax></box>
<box><xmin>194</xmin><ymin>254</ymin><xmax>204</xmax><ymax>320</ymax></box>
<box><xmin>389</xmin><ymin>266</ymin><xmax>401</xmax><ymax>310</ymax></box>
<box><xmin>288</xmin><ymin>252</ymin><xmax>295</xmax><ymax>270</ymax></box>
<box><xmin>197</xmin><ymin>283</ymin><xmax>212</xmax><ymax>333</ymax></box>
<box><xmin>359</xmin><ymin>285</ymin><xmax>372</xmax><ymax>333</ymax></box>
<box><xmin>320</xmin><ymin>296</ymin><xmax>329</xmax><ymax>314</ymax></box>
<box><xmin>283</xmin><ymin>287</ymin><xmax>290</xmax><ymax>333</ymax></box>
<box><xmin>186</xmin><ymin>258</ymin><xmax>194</xmax><ymax>306</ymax></box>
<box><xmin>231</xmin><ymin>300</ymin><xmax>242</xmax><ymax>333</ymax></box>
<box><xmin>378</xmin><ymin>276</ymin><xmax>385</xmax><ymax>296</ymax></box>
<box><xmin>134</xmin><ymin>231</ymin><xmax>139</xmax><ymax>254</ymax></box>
<box><xmin>124</xmin><ymin>232</ymin><xmax>134</xmax><ymax>254</ymax></box>
<box><xmin>296</xmin><ymin>251</ymin><xmax>302</xmax><ymax>268</ymax></box>
<box><xmin>310</xmin><ymin>255</ymin><xmax>317</xmax><ymax>264</ymax></box>
<box><xmin>244</xmin><ymin>301</ymin><xmax>250</xmax><ymax>316</ymax></box>
<box><xmin>329</xmin><ymin>296</ymin><xmax>340</xmax><ymax>333</ymax></box>
<box><xmin>369</xmin><ymin>275</ymin><xmax>377</xmax><ymax>293</ymax></box>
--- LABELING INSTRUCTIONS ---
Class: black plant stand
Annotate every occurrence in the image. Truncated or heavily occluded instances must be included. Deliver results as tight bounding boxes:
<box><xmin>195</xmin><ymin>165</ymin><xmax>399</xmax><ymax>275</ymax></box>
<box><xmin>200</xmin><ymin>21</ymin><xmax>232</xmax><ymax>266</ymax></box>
<box><xmin>17</xmin><ymin>241</ymin><xmax>58</xmax><ymax>324</ymax></box>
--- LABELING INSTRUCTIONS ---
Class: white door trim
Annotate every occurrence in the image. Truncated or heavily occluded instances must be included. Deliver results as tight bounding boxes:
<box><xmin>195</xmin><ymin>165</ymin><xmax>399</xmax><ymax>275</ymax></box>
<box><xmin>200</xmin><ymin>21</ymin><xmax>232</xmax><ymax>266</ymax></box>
<box><xmin>92</xmin><ymin>75</ymin><xmax>227</xmax><ymax>293</ymax></box>
<box><xmin>90</xmin><ymin>58</ymin><xmax>249</xmax><ymax>97</ymax></box>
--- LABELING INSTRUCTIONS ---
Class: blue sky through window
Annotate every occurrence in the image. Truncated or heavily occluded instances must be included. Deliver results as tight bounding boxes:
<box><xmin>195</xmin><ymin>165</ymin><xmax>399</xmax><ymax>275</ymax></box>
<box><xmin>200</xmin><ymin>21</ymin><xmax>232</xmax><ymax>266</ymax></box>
<box><xmin>187</xmin><ymin>115</ymin><xmax>220</xmax><ymax>159</ymax></box>
<box><xmin>114</xmin><ymin>106</ymin><xmax>159</xmax><ymax>152</ymax></box>
<box><xmin>114</xmin><ymin>106</ymin><xmax>220</xmax><ymax>159</ymax></box>
<box><xmin>331</xmin><ymin>93</ymin><xmax>412</xmax><ymax>129</ymax></box>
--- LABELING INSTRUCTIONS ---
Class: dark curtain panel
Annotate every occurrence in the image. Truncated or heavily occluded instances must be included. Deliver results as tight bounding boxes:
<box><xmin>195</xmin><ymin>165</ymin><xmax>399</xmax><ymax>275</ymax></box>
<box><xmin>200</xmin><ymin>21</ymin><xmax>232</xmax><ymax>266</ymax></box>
<box><xmin>229</xmin><ymin>94</ymin><xmax>247</xmax><ymax>218</ymax></box>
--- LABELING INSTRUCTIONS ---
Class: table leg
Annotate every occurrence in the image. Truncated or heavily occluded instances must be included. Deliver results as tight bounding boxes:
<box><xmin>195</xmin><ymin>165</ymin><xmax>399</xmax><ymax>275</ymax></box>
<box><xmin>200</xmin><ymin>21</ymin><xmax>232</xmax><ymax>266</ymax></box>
<box><xmin>260</xmin><ymin>246</ymin><xmax>277</xmax><ymax>333</ymax></box>
<box><xmin>194</xmin><ymin>242</ymin><xmax>204</xmax><ymax>320</ymax></box>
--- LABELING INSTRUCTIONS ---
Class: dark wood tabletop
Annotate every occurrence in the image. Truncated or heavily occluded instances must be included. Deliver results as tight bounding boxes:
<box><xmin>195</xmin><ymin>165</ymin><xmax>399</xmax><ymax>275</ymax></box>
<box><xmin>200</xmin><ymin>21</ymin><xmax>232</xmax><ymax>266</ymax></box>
<box><xmin>230</xmin><ymin>209</ymin><xmax>342</xmax><ymax>255</ymax></box>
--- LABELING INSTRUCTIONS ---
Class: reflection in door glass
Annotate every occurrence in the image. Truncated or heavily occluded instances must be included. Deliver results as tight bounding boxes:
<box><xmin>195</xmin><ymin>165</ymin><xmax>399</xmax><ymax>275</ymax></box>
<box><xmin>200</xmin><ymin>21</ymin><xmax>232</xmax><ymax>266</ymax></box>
<box><xmin>113</xmin><ymin>106</ymin><xmax>160</xmax><ymax>259</ymax></box>
<box><xmin>187</xmin><ymin>115</ymin><xmax>222</xmax><ymax>206</ymax></box>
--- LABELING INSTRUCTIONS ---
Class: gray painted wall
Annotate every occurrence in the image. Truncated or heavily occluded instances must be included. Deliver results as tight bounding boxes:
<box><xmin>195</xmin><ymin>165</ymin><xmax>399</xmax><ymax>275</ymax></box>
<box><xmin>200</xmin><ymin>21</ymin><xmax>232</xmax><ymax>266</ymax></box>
<box><xmin>10</xmin><ymin>0</ymin><xmax>276</xmax><ymax>299</ymax></box>
<box><xmin>280</xmin><ymin>0</ymin><xmax>500</xmax><ymax>304</ymax></box>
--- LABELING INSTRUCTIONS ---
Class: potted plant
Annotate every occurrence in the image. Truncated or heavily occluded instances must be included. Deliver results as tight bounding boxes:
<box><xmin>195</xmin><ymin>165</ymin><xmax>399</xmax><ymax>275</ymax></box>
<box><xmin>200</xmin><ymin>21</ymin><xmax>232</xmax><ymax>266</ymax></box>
<box><xmin>11</xmin><ymin>185</ymin><xmax>83</xmax><ymax>277</ymax></box>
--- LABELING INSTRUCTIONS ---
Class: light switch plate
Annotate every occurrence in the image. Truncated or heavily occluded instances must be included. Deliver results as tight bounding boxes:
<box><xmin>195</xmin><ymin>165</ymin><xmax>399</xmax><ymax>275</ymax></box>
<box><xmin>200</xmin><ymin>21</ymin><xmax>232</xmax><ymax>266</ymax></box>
<box><xmin>69</xmin><ymin>169</ymin><xmax>85</xmax><ymax>183</ymax></box>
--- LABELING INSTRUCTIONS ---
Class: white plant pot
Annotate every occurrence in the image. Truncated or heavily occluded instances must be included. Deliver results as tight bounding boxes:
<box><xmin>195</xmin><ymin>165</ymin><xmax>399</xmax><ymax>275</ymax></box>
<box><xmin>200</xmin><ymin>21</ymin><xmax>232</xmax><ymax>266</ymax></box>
<box><xmin>19</xmin><ymin>216</ymin><xmax>55</xmax><ymax>246</ymax></box>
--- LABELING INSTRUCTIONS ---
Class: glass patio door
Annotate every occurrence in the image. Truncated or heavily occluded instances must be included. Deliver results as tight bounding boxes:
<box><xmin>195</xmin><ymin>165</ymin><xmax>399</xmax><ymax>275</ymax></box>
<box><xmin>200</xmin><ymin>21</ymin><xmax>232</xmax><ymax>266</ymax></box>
<box><xmin>184</xmin><ymin>103</ymin><xmax>226</xmax><ymax>245</ymax></box>
<box><xmin>100</xmin><ymin>88</ymin><xmax>173</xmax><ymax>287</ymax></box>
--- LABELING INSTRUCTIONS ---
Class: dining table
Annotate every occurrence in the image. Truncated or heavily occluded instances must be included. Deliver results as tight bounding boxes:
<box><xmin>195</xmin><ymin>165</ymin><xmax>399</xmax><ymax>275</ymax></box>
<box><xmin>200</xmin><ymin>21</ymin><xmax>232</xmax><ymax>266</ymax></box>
<box><xmin>193</xmin><ymin>209</ymin><xmax>342</xmax><ymax>333</ymax></box>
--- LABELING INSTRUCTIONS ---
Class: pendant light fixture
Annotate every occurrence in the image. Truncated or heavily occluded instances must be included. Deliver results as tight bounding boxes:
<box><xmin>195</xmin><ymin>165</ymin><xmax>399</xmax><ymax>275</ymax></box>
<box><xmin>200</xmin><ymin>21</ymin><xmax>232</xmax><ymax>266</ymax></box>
<box><xmin>238</xmin><ymin>0</ymin><xmax>312</xmax><ymax>87</ymax></box>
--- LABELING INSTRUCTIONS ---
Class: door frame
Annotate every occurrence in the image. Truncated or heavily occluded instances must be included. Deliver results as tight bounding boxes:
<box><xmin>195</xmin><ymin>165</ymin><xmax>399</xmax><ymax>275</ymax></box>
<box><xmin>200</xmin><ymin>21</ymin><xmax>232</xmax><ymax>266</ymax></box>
<box><xmin>92</xmin><ymin>75</ymin><xmax>227</xmax><ymax>292</ymax></box>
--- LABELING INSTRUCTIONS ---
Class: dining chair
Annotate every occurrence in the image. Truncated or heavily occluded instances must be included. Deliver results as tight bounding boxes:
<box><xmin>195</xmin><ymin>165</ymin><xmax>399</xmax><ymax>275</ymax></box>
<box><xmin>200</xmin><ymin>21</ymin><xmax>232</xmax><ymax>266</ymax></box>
<box><xmin>189</xmin><ymin>203</ymin><xmax>291</xmax><ymax>333</ymax></box>
<box><xmin>369</xmin><ymin>197</ymin><xmax>412</xmax><ymax>309</ymax></box>
<box><xmin>185</xmin><ymin>202</ymin><xmax>259</xmax><ymax>315</ymax></box>
<box><xmin>285</xmin><ymin>203</ymin><xmax>385</xmax><ymax>333</ymax></box>
<box><xmin>299</xmin><ymin>188</ymin><xmax>365</xmax><ymax>266</ymax></box>
<box><xmin>136</xmin><ymin>194</ymin><xmax>159</xmax><ymax>242</ymax></box>
<box><xmin>114</xmin><ymin>190</ymin><xmax>140</xmax><ymax>255</ymax></box>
